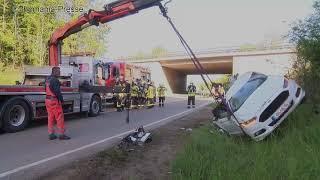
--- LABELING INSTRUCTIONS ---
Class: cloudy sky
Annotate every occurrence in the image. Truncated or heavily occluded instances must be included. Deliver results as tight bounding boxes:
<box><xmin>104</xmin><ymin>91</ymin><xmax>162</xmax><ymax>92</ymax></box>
<box><xmin>96</xmin><ymin>0</ymin><xmax>315</xmax><ymax>58</ymax></box>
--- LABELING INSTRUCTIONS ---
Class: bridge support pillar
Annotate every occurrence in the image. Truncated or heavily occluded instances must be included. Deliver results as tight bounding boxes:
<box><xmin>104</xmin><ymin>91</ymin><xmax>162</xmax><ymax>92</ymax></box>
<box><xmin>162</xmin><ymin>67</ymin><xmax>186</xmax><ymax>94</ymax></box>
<box><xmin>136</xmin><ymin>62</ymin><xmax>187</xmax><ymax>95</ymax></box>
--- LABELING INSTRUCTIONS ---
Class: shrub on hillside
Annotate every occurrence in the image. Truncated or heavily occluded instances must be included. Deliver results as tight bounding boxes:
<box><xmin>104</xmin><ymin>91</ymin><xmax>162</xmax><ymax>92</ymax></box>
<box><xmin>289</xmin><ymin>0</ymin><xmax>320</xmax><ymax>112</ymax></box>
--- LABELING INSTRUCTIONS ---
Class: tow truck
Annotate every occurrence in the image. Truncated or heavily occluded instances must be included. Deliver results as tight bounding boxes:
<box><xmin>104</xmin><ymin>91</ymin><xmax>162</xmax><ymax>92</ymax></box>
<box><xmin>0</xmin><ymin>0</ymin><xmax>162</xmax><ymax>133</ymax></box>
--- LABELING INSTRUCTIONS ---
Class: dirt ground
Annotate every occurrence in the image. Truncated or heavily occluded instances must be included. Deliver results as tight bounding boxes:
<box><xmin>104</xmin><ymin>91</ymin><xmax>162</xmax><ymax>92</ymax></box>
<box><xmin>42</xmin><ymin>106</ymin><xmax>212</xmax><ymax>180</ymax></box>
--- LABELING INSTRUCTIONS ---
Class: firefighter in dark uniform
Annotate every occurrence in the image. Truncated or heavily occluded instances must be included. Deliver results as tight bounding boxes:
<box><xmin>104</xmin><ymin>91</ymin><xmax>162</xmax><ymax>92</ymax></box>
<box><xmin>138</xmin><ymin>80</ymin><xmax>146</xmax><ymax>108</ymax></box>
<box><xmin>152</xmin><ymin>81</ymin><xmax>156</xmax><ymax>103</ymax></box>
<box><xmin>211</xmin><ymin>83</ymin><xmax>225</xmax><ymax>101</ymax></box>
<box><xmin>157</xmin><ymin>84</ymin><xmax>167</xmax><ymax>107</ymax></box>
<box><xmin>211</xmin><ymin>83</ymin><xmax>227</xmax><ymax>119</ymax></box>
<box><xmin>141</xmin><ymin>79</ymin><xmax>146</xmax><ymax>106</ymax></box>
<box><xmin>45</xmin><ymin>67</ymin><xmax>70</xmax><ymax>140</ymax></box>
<box><xmin>124</xmin><ymin>80</ymin><xmax>131</xmax><ymax>110</ymax></box>
<box><xmin>187</xmin><ymin>82</ymin><xmax>196</xmax><ymax>108</ymax></box>
<box><xmin>146</xmin><ymin>82</ymin><xmax>155</xmax><ymax>108</ymax></box>
<box><xmin>114</xmin><ymin>81</ymin><xmax>124</xmax><ymax>112</ymax></box>
<box><xmin>131</xmin><ymin>82</ymin><xmax>139</xmax><ymax>109</ymax></box>
<box><xmin>136</xmin><ymin>79</ymin><xmax>142</xmax><ymax>108</ymax></box>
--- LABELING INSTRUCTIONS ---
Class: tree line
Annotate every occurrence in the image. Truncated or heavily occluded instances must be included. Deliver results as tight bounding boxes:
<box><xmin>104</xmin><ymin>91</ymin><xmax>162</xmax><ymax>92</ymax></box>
<box><xmin>0</xmin><ymin>0</ymin><xmax>109</xmax><ymax>68</ymax></box>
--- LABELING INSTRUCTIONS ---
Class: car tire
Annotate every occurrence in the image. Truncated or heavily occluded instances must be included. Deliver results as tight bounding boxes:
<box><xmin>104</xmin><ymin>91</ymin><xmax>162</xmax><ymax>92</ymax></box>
<box><xmin>2</xmin><ymin>98</ymin><xmax>30</xmax><ymax>133</ymax></box>
<box><xmin>89</xmin><ymin>95</ymin><xmax>101</xmax><ymax>117</ymax></box>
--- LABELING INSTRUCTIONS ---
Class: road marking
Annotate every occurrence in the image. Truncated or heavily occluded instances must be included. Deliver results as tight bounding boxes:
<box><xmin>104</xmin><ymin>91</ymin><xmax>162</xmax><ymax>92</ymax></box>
<box><xmin>0</xmin><ymin>102</ymin><xmax>209</xmax><ymax>178</ymax></box>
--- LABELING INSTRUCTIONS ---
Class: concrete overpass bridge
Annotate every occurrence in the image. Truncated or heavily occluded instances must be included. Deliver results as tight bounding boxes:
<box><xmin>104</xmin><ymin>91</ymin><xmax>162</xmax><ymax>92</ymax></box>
<box><xmin>119</xmin><ymin>44</ymin><xmax>297</xmax><ymax>94</ymax></box>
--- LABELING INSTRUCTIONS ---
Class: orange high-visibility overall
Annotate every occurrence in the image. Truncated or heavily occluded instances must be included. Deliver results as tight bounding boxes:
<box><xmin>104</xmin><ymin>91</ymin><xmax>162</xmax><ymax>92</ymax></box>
<box><xmin>45</xmin><ymin>81</ymin><xmax>65</xmax><ymax>135</ymax></box>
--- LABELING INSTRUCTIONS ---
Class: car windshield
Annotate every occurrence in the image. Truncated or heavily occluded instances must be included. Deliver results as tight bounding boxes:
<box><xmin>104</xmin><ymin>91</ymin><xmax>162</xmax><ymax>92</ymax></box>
<box><xmin>229</xmin><ymin>73</ymin><xmax>267</xmax><ymax>112</ymax></box>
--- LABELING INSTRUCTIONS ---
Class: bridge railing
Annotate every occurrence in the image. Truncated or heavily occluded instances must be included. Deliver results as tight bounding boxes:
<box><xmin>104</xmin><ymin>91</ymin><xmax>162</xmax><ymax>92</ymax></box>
<box><xmin>118</xmin><ymin>43</ymin><xmax>296</xmax><ymax>62</ymax></box>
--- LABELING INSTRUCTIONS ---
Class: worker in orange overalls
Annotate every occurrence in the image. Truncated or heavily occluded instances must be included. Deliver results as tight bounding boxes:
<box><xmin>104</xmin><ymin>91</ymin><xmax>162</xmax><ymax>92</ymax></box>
<box><xmin>45</xmin><ymin>67</ymin><xmax>70</xmax><ymax>140</ymax></box>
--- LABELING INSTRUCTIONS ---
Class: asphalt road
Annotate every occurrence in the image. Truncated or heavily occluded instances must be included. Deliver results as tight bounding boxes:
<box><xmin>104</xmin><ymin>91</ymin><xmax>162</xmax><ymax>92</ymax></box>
<box><xmin>0</xmin><ymin>97</ymin><xmax>210</xmax><ymax>180</ymax></box>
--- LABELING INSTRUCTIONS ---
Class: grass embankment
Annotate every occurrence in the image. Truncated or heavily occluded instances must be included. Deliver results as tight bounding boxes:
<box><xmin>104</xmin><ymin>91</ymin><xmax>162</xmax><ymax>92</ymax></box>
<box><xmin>0</xmin><ymin>68</ymin><xmax>22</xmax><ymax>85</ymax></box>
<box><xmin>172</xmin><ymin>104</ymin><xmax>320</xmax><ymax>180</ymax></box>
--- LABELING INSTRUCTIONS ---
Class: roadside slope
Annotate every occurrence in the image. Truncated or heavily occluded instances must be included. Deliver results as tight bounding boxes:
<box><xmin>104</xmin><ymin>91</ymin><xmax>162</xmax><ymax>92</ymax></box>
<box><xmin>42</xmin><ymin>106</ymin><xmax>213</xmax><ymax>180</ymax></box>
<box><xmin>172</xmin><ymin>104</ymin><xmax>320</xmax><ymax>180</ymax></box>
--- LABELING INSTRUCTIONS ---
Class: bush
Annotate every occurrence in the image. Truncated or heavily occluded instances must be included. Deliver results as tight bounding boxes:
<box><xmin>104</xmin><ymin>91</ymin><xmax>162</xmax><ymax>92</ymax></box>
<box><xmin>0</xmin><ymin>67</ymin><xmax>22</xmax><ymax>85</ymax></box>
<box><xmin>289</xmin><ymin>0</ymin><xmax>320</xmax><ymax>111</ymax></box>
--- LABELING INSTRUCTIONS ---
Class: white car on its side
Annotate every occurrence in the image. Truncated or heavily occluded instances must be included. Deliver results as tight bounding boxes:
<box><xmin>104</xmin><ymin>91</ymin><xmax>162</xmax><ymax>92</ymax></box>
<box><xmin>212</xmin><ymin>72</ymin><xmax>305</xmax><ymax>141</ymax></box>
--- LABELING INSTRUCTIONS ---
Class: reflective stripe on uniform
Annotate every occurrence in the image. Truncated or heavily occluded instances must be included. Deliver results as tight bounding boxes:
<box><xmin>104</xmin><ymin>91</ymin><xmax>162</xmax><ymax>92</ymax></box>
<box><xmin>188</xmin><ymin>92</ymin><xmax>196</xmax><ymax>96</ymax></box>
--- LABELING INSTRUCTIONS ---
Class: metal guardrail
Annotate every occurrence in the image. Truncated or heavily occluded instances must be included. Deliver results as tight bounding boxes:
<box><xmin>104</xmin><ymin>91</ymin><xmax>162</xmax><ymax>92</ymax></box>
<box><xmin>118</xmin><ymin>43</ymin><xmax>296</xmax><ymax>62</ymax></box>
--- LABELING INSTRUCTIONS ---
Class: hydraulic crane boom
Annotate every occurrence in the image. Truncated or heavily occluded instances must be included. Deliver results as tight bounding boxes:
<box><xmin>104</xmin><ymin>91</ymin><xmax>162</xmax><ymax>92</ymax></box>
<box><xmin>49</xmin><ymin>0</ymin><xmax>163</xmax><ymax>66</ymax></box>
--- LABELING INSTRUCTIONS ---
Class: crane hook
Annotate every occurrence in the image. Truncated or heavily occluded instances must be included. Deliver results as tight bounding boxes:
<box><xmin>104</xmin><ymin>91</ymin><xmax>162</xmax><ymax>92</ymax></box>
<box><xmin>164</xmin><ymin>0</ymin><xmax>172</xmax><ymax>8</ymax></box>
<box><xmin>159</xmin><ymin>0</ymin><xmax>172</xmax><ymax>17</ymax></box>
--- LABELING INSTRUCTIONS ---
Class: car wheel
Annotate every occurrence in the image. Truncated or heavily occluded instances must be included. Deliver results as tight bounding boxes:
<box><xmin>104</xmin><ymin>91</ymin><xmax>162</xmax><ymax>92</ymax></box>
<box><xmin>2</xmin><ymin>98</ymin><xmax>30</xmax><ymax>133</ymax></box>
<box><xmin>89</xmin><ymin>95</ymin><xmax>101</xmax><ymax>117</ymax></box>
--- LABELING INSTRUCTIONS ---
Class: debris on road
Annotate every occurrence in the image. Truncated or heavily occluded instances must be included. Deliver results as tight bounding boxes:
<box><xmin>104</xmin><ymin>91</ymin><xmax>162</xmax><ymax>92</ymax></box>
<box><xmin>180</xmin><ymin>127</ymin><xmax>193</xmax><ymax>132</ymax></box>
<box><xmin>119</xmin><ymin>126</ymin><xmax>152</xmax><ymax>150</ymax></box>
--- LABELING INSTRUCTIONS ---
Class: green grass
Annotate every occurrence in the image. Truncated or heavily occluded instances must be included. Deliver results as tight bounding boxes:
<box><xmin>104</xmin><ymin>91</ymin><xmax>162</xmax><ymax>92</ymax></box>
<box><xmin>0</xmin><ymin>69</ymin><xmax>22</xmax><ymax>85</ymax></box>
<box><xmin>172</xmin><ymin>104</ymin><xmax>320</xmax><ymax>180</ymax></box>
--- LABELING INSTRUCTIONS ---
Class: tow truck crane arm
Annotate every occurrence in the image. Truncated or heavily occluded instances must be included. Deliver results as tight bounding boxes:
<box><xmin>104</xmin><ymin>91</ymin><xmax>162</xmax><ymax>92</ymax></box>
<box><xmin>49</xmin><ymin>0</ymin><xmax>163</xmax><ymax>66</ymax></box>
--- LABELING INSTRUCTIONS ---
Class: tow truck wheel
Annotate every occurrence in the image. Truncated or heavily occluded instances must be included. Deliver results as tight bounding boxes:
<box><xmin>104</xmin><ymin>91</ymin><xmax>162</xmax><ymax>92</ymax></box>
<box><xmin>2</xmin><ymin>98</ymin><xmax>30</xmax><ymax>133</ymax></box>
<box><xmin>89</xmin><ymin>95</ymin><xmax>101</xmax><ymax>117</ymax></box>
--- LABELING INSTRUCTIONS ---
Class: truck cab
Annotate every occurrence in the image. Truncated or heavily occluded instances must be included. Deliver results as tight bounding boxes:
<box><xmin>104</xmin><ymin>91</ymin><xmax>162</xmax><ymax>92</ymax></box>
<box><xmin>62</xmin><ymin>55</ymin><xmax>115</xmax><ymax>102</ymax></box>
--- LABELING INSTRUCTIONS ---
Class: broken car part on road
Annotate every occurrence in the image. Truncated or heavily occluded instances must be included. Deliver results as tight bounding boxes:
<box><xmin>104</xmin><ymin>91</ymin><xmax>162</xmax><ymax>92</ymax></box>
<box><xmin>118</xmin><ymin>126</ymin><xmax>152</xmax><ymax>150</ymax></box>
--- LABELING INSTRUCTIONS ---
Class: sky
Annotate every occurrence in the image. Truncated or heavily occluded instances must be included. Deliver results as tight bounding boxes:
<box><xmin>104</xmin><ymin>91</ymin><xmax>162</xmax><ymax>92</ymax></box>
<box><xmin>92</xmin><ymin>0</ymin><xmax>315</xmax><ymax>58</ymax></box>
